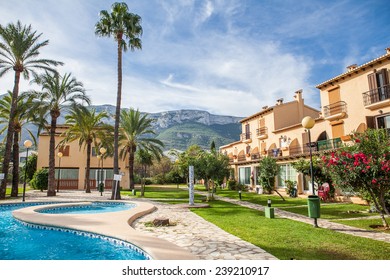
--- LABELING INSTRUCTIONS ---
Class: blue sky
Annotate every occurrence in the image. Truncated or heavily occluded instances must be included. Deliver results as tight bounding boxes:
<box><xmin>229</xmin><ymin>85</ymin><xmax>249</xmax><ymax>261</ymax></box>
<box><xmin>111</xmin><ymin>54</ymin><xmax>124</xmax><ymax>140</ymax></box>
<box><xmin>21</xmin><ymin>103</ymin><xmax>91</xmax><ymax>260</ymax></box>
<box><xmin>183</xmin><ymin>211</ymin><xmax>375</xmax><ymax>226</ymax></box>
<box><xmin>0</xmin><ymin>0</ymin><xmax>389</xmax><ymax>117</ymax></box>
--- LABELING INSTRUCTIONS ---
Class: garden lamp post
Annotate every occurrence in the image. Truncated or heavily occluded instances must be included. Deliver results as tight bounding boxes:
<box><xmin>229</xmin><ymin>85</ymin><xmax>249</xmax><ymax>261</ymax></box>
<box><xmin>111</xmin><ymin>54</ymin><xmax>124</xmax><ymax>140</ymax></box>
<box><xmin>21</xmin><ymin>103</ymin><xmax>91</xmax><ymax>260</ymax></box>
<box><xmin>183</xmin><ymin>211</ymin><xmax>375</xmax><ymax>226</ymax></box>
<box><xmin>302</xmin><ymin>116</ymin><xmax>319</xmax><ymax>227</ymax></box>
<box><xmin>99</xmin><ymin>147</ymin><xmax>106</xmax><ymax>196</ymax></box>
<box><xmin>97</xmin><ymin>154</ymin><xmax>101</xmax><ymax>191</ymax></box>
<box><xmin>22</xmin><ymin>140</ymin><xmax>32</xmax><ymax>202</ymax></box>
<box><xmin>57</xmin><ymin>152</ymin><xmax>63</xmax><ymax>192</ymax></box>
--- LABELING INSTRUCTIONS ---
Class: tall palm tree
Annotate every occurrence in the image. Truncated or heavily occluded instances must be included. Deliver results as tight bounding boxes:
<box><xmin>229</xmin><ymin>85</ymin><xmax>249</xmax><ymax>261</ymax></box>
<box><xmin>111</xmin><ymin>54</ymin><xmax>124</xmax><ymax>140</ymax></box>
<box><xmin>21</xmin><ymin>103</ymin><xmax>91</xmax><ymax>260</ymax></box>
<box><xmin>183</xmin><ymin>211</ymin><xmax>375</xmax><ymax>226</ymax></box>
<box><xmin>31</xmin><ymin>72</ymin><xmax>90</xmax><ymax>196</ymax></box>
<box><xmin>95</xmin><ymin>2</ymin><xmax>143</xmax><ymax>200</ymax></box>
<box><xmin>0</xmin><ymin>20</ymin><xmax>62</xmax><ymax>199</ymax></box>
<box><xmin>61</xmin><ymin>106</ymin><xmax>112</xmax><ymax>193</ymax></box>
<box><xmin>119</xmin><ymin>108</ymin><xmax>164</xmax><ymax>194</ymax></box>
<box><xmin>0</xmin><ymin>91</ymin><xmax>37</xmax><ymax>197</ymax></box>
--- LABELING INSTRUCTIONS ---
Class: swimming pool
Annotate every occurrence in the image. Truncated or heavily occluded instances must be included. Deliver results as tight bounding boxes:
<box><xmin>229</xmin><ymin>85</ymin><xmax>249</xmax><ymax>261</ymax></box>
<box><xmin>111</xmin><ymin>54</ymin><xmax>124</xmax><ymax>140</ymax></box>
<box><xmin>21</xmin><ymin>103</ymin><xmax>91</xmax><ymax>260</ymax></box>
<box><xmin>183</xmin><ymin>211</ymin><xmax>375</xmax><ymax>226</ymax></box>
<box><xmin>0</xmin><ymin>203</ymin><xmax>150</xmax><ymax>260</ymax></box>
<box><xmin>37</xmin><ymin>201</ymin><xmax>135</xmax><ymax>214</ymax></box>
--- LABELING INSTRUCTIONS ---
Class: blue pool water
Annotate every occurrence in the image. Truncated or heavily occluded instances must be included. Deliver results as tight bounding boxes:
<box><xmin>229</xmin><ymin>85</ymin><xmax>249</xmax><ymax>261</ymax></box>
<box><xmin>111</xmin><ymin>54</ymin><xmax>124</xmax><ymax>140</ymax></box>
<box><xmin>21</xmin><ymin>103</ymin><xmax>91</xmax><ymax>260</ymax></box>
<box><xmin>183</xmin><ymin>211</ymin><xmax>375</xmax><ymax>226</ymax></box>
<box><xmin>38</xmin><ymin>202</ymin><xmax>135</xmax><ymax>214</ymax></box>
<box><xmin>0</xmin><ymin>203</ymin><xmax>149</xmax><ymax>260</ymax></box>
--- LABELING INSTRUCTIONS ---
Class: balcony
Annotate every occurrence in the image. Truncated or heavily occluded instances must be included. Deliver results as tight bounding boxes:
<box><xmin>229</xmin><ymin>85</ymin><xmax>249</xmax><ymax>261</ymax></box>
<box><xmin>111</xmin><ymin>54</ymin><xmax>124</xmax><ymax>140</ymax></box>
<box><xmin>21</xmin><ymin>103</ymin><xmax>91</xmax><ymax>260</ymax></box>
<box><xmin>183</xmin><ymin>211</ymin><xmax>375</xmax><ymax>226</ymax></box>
<box><xmin>362</xmin><ymin>84</ymin><xmax>390</xmax><ymax>110</ymax></box>
<box><xmin>317</xmin><ymin>138</ymin><xmax>342</xmax><ymax>151</ymax></box>
<box><xmin>251</xmin><ymin>152</ymin><xmax>261</xmax><ymax>160</ymax></box>
<box><xmin>237</xmin><ymin>154</ymin><xmax>247</xmax><ymax>162</ymax></box>
<box><xmin>323</xmin><ymin>101</ymin><xmax>347</xmax><ymax>121</ymax></box>
<box><xmin>256</xmin><ymin>127</ymin><xmax>268</xmax><ymax>139</ymax></box>
<box><xmin>240</xmin><ymin>132</ymin><xmax>252</xmax><ymax>143</ymax></box>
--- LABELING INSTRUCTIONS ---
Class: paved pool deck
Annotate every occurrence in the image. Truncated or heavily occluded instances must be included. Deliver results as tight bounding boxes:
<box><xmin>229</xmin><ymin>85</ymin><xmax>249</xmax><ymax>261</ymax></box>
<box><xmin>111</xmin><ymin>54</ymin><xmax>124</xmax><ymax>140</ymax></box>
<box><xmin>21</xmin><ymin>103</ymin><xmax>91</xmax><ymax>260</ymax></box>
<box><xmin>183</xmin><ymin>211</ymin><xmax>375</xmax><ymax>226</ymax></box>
<box><xmin>2</xmin><ymin>189</ymin><xmax>389</xmax><ymax>260</ymax></box>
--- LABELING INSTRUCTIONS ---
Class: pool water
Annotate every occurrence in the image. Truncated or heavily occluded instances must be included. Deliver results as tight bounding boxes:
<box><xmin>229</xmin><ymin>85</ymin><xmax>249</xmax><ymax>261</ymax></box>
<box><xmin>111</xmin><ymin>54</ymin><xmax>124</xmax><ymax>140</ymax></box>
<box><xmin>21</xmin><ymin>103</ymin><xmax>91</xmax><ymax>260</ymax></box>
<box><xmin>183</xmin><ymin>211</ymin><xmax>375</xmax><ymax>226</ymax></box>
<box><xmin>0</xmin><ymin>203</ymin><xmax>149</xmax><ymax>260</ymax></box>
<box><xmin>38</xmin><ymin>202</ymin><xmax>135</xmax><ymax>214</ymax></box>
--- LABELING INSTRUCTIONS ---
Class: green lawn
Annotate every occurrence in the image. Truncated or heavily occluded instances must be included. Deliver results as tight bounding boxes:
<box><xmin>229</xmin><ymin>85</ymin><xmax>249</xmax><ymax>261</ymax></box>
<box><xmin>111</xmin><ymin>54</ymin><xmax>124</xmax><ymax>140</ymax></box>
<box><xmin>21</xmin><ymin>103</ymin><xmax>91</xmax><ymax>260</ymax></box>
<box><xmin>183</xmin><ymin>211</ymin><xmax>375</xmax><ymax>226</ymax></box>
<box><xmin>280</xmin><ymin>203</ymin><xmax>377</xmax><ymax>220</ymax></box>
<box><xmin>334</xmin><ymin>218</ymin><xmax>390</xmax><ymax>233</ymax></box>
<box><xmin>191</xmin><ymin>200</ymin><xmax>390</xmax><ymax>260</ymax></box>
<box><xmin>126</xmin><ymin>185</ymin><xmax>390</xmax><ymax>259</ymax></box>
<box><xmin>122</xmin><ymin>185</ymin><xmax>207</xmax><ymax>203</ymax></box>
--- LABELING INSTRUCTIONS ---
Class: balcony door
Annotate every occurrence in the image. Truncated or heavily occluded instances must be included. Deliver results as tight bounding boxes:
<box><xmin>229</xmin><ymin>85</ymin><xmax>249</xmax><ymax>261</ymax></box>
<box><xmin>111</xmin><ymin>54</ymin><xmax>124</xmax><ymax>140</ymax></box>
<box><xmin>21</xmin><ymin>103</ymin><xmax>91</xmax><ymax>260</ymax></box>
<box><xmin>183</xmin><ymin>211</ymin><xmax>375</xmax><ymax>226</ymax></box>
<box><xmin>368</xmin><ymin>69</ymin><xmax>389</xmax><ymax>101</ymax></box>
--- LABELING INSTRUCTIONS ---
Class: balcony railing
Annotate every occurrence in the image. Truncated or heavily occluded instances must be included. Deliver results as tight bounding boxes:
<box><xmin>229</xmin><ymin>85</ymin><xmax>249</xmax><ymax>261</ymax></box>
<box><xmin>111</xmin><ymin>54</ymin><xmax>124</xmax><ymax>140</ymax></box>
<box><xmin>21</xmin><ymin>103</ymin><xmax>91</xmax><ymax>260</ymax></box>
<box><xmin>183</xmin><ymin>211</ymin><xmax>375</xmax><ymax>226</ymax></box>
<box><xmin>240</xmin><ymin>132</ymin><xmax>252</xmax><ymax>142</ymax></box>
<box><xmin>256</xmin><ymin>127</ymin><xmax>268</xmax><ymax>139</ymax></box>
<box><xmin>363</xmin><ymin>84</ymin><xmax>390</xmax><ymax>107</ymax></box>
<box><xmin>323</xmin><ymin>101</ymin><xmax>347</xmax><ymax>119</ymax></box>
<box><xmin>237</xmin><ymin>154</ymin><xmax>246</xmax><ymax>162</ymax></box>
<box><xmin>251</xmin><ymin>152</ymin><xmax>261</xmax><ymax>160</ymax></box>
<box><xmin>317</xmin><ymin>138</ymin><xmax>342</xmax><ymax>151</ymax></box>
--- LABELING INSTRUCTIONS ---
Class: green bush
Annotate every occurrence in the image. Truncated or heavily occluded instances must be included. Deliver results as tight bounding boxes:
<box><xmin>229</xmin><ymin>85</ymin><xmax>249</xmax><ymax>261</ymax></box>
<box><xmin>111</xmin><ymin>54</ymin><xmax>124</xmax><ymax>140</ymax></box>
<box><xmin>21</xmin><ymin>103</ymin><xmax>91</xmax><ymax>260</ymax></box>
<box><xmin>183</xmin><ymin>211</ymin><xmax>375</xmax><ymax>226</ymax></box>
<box><xmin>30</xmin><ymin>169</ymin><xmax>49</xmax><ymax>191</ymax></box>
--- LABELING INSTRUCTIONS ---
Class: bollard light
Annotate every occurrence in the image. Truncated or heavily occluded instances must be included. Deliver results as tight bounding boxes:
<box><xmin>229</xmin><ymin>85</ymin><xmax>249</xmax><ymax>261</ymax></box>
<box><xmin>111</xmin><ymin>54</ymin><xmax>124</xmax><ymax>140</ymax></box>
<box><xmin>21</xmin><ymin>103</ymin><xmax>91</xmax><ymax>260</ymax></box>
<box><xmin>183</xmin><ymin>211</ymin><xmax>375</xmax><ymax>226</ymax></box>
<box><xmin>267</xmin><ymin>199</ymin><xmax>272</xmax><ymax>207</ymax></box>
<box><xmin>239</xmin><ymin>190</ymin><xmax>242</xmax><ymax>200</ymax></box>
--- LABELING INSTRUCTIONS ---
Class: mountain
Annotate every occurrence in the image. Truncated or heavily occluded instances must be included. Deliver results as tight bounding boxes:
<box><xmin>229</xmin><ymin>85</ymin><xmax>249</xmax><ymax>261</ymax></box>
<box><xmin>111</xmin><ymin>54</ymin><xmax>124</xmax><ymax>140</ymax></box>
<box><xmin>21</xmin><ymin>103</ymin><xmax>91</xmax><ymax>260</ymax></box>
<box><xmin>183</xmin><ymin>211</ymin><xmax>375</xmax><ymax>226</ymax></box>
<box><xmin>1</xmin><ymin>104</ymin><xmax>243</xmax><ymax>151</ymax></box>
<box><xmin>92</xmin><ymin>106</ymin><xmax>243</xmax><ymax>150</ymax></box>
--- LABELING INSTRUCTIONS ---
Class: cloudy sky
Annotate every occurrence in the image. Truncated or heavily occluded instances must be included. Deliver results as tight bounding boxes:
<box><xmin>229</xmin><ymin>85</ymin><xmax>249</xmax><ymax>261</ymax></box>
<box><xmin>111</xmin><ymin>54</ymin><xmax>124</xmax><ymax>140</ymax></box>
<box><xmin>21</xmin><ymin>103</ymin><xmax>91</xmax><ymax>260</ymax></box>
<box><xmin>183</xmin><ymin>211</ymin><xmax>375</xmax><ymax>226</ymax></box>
<box><xmin>0</xmin><ymin>0</ymin><xmax>389</xmax><ymax>117</ymax></box>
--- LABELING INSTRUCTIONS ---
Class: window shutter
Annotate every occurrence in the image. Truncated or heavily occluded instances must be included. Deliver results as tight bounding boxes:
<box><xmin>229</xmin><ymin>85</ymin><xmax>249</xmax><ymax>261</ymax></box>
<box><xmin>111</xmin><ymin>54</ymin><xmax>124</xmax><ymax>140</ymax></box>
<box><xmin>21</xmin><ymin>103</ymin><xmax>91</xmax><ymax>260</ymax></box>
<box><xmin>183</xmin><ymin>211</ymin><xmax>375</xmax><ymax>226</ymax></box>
<box><xmin>366</xmin><ymin>116</ymin><xmax>376</xmax><ymax>129</ymax></box>
<box><xmin>59</xmin><ymin>145</ymin><xmax>70</xmax><ymax>156</ymax></box>
<box><xmin>367</xmin><ymin>72</ymin><xmax>378</xmax><ymax>91</ymax></box>
<box><xmin>379</xmin><ymin>68</ymin><xmax>389</xmax><ymax>85</ymax></box>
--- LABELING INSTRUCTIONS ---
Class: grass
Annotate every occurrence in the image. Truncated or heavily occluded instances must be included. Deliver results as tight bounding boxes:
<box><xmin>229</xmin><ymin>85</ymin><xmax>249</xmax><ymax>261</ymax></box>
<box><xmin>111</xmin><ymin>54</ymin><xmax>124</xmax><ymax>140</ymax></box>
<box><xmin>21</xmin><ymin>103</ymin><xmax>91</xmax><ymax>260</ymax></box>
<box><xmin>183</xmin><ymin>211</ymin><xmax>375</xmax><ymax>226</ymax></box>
<box><xmin>122</xmin><ymin>185</ymin><xmax>207</xmax><ymax>204</ymax></box>
<box><xmin>280</xmin><ymin>203</ymin><xmax>378</xmax><ymax>220</ymax></box>
<box><xmin>191</xmin><ymin>200</ymin><xmax>390</xmax><ymax>260</ymax></box>
<box><xmin>334</xmin><ymin>218</ymin><xmax>390</xmax><ymax>233</ymax></box>
<box><xmin>125</xmin><ymin>185</ymin><xmax>390</xmax><ymax>259</ymax></box>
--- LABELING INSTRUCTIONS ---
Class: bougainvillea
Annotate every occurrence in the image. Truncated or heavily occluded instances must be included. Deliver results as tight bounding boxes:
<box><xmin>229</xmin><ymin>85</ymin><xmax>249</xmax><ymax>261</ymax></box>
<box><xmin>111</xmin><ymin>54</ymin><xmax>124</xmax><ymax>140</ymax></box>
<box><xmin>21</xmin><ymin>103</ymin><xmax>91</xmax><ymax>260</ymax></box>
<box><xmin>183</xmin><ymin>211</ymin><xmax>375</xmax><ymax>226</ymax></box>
<box><xmin>322</xmin><ymin>129</ymin><xmax>390</xmax><ymax>229</ymax></box>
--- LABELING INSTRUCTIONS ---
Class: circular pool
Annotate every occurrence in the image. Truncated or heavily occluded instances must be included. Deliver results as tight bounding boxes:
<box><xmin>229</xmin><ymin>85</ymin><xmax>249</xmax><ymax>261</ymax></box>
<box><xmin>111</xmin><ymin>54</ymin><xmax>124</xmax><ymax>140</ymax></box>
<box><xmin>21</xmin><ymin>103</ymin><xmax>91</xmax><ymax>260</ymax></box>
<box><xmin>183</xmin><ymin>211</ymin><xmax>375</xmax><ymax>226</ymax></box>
<box><xmin>37</xmin><ymin>201</ymin><xmax>135</xmax><ymax>214</ymax></box>
<box><xmin>0</xmin><ymin>203</ymin><xmax>150</xmax><ymax>260</ymax></box>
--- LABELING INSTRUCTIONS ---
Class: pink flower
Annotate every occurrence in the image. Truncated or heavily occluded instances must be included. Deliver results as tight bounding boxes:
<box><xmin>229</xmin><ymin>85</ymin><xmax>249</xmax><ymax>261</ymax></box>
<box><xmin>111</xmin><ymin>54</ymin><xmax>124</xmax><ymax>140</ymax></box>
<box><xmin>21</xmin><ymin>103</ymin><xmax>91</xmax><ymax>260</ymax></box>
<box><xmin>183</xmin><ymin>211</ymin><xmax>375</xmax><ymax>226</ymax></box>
<box><xmin>372</xmin><ymin>179</ymin><xmax>377</xmax><ymax>184</ymax></box>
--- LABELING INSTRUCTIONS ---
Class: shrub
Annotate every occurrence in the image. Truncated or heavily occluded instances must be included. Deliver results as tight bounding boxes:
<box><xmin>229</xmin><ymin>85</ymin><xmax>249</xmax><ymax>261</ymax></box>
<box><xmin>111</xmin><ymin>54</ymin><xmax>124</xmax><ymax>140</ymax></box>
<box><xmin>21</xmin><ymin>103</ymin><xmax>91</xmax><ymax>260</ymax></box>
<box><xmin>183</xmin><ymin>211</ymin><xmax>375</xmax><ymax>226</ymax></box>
<box><xmin>30</xmin><ymin>169</ymin><xmax>49</xmax><ymax>191</ymax></box>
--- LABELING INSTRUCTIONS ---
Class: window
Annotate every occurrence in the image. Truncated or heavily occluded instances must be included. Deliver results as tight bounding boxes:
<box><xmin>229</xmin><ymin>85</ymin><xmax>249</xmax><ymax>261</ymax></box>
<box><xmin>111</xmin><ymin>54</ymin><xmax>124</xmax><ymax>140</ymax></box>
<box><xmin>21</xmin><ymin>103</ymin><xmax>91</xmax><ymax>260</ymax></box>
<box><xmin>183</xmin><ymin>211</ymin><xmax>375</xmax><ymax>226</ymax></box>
<box><xmin>377</xmin><ymin>115</ymin><xmax>390</xmax><ymax>133</ymax></box>
<box><xmin>277</xmin><ymin>164</ymin><xmax>297</xmax><ymax>188</ymax></box>
<box><xmin>55</xmin><ymin>168</ymin><xmax>78</xmax><ymax>179</ymax></box>
<box><xmin>238</xmin><ymin>167</ymin><xmax>251</xmax><ymax>185</ymax></box>
<box><xmin>59</xmin><ymin>145</ymin><xmax>70</xmax><ymax>156</ymax></box>
<box><xmin>245</xmin><ymin>123</ymin><xmax>250</xmax><ymax>139</ymax></box>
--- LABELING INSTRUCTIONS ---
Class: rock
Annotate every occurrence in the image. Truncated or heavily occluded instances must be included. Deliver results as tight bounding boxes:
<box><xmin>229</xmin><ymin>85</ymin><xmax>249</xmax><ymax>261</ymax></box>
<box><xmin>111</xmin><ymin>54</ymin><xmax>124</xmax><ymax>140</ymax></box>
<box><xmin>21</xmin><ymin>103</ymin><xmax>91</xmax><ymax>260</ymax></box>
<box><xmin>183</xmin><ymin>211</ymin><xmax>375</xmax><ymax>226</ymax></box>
<box><xmin>152</xmin><ymin>218</ymin><xmax>170</xmax><ymax>227</ymax></box>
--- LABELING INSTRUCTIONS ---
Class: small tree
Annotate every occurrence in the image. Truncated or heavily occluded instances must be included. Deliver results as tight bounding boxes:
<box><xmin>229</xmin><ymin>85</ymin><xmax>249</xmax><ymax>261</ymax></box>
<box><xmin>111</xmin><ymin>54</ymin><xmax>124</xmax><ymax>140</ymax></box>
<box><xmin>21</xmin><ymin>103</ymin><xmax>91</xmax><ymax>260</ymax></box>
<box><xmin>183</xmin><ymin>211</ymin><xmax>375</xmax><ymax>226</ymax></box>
<box><xmin>30</xmin><ymin>168</ymin><xmax>49</xmax><ymax>192</ymax></box>
<box><xmin>258</xmin><ymin>156</ymin><xmax>285</xmax><ymax>200</ymax></box>
<box><xmin>322</xmin><ymin>129</ymin><xmax>390</xmax><ymax>229</ymax></box>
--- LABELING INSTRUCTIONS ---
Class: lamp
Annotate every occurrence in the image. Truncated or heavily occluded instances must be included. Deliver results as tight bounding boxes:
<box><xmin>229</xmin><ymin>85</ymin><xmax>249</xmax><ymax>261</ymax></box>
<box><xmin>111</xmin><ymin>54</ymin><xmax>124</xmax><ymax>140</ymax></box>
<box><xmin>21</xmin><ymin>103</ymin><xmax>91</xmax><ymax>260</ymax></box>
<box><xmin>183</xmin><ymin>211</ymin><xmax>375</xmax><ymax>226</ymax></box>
<box><xmin>22</xmin><ymin>140</ymin><xmax>33</xmax><ymax>202</ymax></box>
<box><xmin>57</xmin><ymin>152</ymin><xmax>63</xmax><ymax>192</ymax></box>
<box><xmin>99</xmin><ymin>147</ymin><xmax>107</xmax><ymax>196</ymax></box>
<box><xmin>302</xmin><ymin>116</ymin><xmax>319</xmax><ymax>228</ymax></box>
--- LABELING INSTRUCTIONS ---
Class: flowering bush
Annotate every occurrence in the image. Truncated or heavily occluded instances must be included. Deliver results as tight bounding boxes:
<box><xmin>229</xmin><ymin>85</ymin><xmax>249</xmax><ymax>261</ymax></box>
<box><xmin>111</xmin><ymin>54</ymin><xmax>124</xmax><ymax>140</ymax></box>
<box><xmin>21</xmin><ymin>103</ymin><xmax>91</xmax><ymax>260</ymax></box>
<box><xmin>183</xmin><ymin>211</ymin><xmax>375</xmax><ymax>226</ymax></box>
<box><xmin>322</xmin><ymin>129</ymin><xmax>390</xmax><ymax>229</ymax></box>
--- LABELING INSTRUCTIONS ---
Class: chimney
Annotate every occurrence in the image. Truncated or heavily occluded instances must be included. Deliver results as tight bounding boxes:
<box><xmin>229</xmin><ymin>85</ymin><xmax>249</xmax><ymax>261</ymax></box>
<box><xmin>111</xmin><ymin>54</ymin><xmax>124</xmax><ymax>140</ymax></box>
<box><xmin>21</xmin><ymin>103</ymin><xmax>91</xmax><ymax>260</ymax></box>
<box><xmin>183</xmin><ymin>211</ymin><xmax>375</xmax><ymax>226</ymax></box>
<box><xmin>276</xmin><ymin>98</ymin><xmax>283</xmax><ymax>105</ymax></box>
<box><xmin>347</xmin><ymin>64</ymin><xmax>358</xmax><ymax>72</ymax></box>
<box><xmin>294</xmin><ymin>89</ymin><xmax>303</xmax><ymax>103</ymax></box>
<box><xmin>386</xmin><ymin>47</ymin><xmax>390</xmax><ymax>55</ymax></box>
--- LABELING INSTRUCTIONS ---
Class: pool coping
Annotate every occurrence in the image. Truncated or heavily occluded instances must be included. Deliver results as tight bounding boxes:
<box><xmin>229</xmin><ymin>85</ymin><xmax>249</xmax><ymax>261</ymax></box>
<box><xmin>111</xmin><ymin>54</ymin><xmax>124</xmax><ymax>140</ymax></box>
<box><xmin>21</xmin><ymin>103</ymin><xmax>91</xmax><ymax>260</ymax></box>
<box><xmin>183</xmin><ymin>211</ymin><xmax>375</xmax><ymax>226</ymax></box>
<box><xmin>12</xmin><ymin>200</ymin><xmax>198</xmax><ymax>260</ymax></box>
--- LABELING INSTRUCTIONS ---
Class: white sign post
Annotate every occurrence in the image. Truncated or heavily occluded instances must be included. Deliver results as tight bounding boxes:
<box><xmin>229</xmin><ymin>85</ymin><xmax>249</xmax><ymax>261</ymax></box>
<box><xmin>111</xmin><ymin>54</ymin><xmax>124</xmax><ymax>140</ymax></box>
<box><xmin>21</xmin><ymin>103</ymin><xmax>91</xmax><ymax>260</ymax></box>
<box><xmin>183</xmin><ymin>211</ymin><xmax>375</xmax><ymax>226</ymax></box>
<box><xmin>113</xmin><ymin>174</ymin><xmax>122</xmax><ymax>200</ymax></box>
<box><xmin>189</xmin><ymin>166</ymin><xmax>194</xmax><ymax>206</ymax></box>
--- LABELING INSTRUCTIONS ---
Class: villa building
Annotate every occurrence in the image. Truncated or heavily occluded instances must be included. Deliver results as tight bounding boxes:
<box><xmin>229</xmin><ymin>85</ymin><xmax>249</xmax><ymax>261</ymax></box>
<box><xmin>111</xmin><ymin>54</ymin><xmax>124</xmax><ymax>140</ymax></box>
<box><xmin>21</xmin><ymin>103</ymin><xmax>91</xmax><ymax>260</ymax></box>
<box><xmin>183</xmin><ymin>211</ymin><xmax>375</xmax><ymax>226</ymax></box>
<box><xmin>220</xmin><ymin>47</ymin><xmax>390</xmax><ymax>195</ymax></box>
<box><xmin>36</xmin><ymin>125</ymin><xmax>129</xmax><ymax>190</ymax></box>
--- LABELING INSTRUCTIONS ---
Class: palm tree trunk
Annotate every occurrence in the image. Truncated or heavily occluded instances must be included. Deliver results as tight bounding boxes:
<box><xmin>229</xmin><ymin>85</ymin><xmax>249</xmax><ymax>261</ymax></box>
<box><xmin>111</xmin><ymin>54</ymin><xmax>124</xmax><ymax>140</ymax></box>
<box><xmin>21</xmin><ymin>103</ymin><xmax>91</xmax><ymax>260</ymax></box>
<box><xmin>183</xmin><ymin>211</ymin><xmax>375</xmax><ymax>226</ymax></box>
<box><xmin>85</xmin><ymin>140</ymin><xmax>92</xmax><ymax>193</ymax></box>
<box><xmin>0</xmin><ymin>70</ymin><xmax>20</xmax><ymax>199</ymax></box>
<box><xmin>111</xmin><ymin>37</ymin><xmax>122</xmax><ymax>200</ymax></box>
<box><xmin>11</xmin><ymin>131</ymin><xmax>20</xmax><ymax>197</ymax></box>
<box><xmin>47</xmin><ymin>116</ymin><xmax>57</xmax><ymax>196</ymax></box>
<box><xmin>129</xmin><ymin>146</ymin><xmax>136</xmax><ymax>190</ymax></box>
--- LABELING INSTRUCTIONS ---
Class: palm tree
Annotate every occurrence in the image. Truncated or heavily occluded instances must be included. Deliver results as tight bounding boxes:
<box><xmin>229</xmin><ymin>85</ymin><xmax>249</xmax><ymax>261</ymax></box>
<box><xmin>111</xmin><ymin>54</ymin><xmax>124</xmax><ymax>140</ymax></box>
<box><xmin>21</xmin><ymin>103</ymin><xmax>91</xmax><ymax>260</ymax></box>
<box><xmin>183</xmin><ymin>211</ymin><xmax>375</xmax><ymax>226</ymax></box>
<box><xmin>0</xmin><ymin>20</ymin><xmax>62</xmax><ymax>199</ymax></box>
<box><xmin>119</xmin><ymin>108</ymin><xmax>163</xmax><ymax>194</ymax></box>
<box><xmin>95</xmin><ymin>2</ymin><xmax>143</xmax><ymax>200</ymax></box>
<box><xmin>135</xmin><ymin>149</ymin><xmax>154</xmax><ymax>197</ymax></box>
<box><xmin>0</xmin><ymin>91</ymin><xmax>37</xmax><ymax>197</ymax></box>
<box><xmin>31</xmin><ymin>72</ymin><xmax>90</xmax><ymax>196</ymax></box>
<box><xmin>61</xmin><ymin>106</ymin><xmax>112</xmax><ymax>193</ymax></box>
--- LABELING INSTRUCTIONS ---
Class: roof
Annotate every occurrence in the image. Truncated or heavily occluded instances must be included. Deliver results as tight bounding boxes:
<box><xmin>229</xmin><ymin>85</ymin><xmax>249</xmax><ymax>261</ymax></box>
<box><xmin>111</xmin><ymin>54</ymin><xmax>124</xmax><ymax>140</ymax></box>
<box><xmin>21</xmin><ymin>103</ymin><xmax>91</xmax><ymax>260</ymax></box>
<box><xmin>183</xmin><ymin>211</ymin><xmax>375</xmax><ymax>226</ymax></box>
<box><xmin>316</xmin><ymin>50</ymin><xmax>390</xmax><ymax>89</ymax></box>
